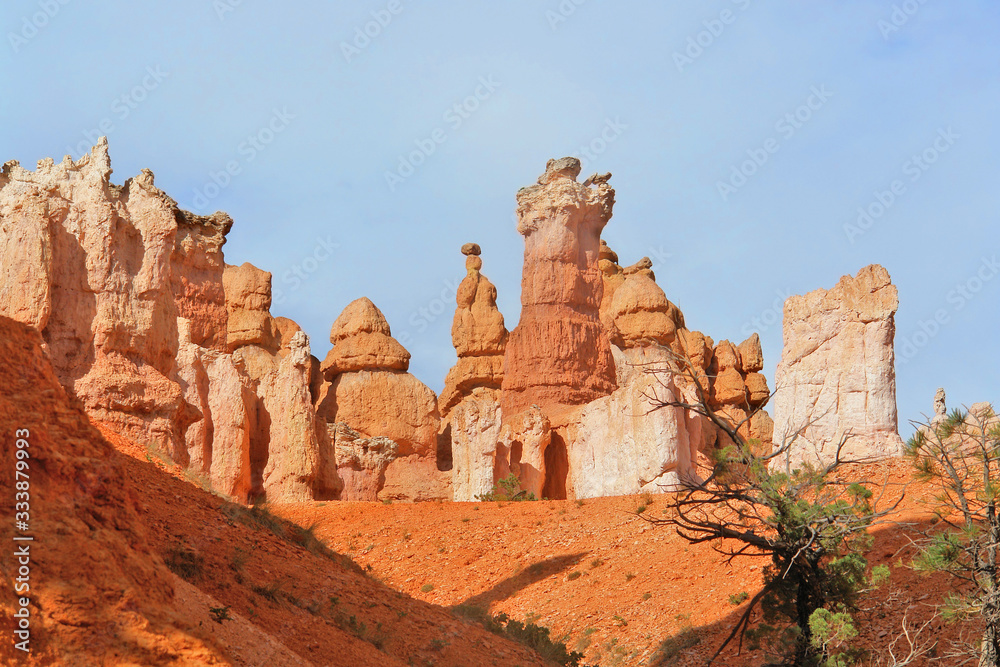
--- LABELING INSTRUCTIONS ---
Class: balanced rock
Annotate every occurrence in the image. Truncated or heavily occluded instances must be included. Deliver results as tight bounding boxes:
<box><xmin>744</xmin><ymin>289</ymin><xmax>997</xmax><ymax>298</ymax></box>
<box><xmin>501</xmin><ymin>157</ymin><xmax>617</xmax><ymax>421</ymax></box>
<box><xmin>439</xmin><ymin>246</ymin><xmax>508</xmax><ymax>418</ymax></box>
<box><xmin>771</xmin><ymin>265</ymin><xmax>905</xmax><ymax>467</ymax></box>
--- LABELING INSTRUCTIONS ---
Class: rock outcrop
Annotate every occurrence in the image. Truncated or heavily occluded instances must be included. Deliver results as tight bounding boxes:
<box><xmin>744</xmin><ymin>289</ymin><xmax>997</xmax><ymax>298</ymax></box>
<box><xmin>0</xmin><ymin>141</ymin><xmax>319</xmax><ymax>503</ymax></box>
<box><xmin>316</xmin><ymin>298</ymin><xmax>445</xmax><ymax>501</ymax></box>
<box><xmin>439</xmin><ymin>244</ymin><xmax>508</xmax><ymax>418</ymax></box>
<box><xmin>1</xmin><ymin>141</ymin><xmax>193</xmax><ymax>457</ymax></box>
<box><xmin>501</xmin><ymin>158</ymin><xmax>617</xmax><ymax>421</ymax></box>
<box><xmin>566</xmin><ymin>345</ymin><xmax>701</xmax><ymax>498</ymax></box>
<box><xmin>771</xmin><ymin>265</ymin><xmax>905</xmax><ymax>467</ymax></box>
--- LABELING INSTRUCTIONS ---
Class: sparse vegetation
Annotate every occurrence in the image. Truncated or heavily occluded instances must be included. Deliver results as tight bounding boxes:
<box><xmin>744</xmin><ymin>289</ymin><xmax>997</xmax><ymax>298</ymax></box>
<box><xmin>452</xmin><ymin>605</ymin><xmax>584</xmax><ymax>666</ymax></box>
<box><xmin>476</xmin><ymin>473</ymin><xmax>538</xmax><ymax>502</ymax></box>
<box><xmin>421</xmin><ymin>583</ymin><xmax>434</xmax><ymax>593</ymax></box>
<box><xmin>907</xmin><ymin>405</ymin><xmax>1000</xmax><ymax>665</ymax></box>
<box><xmin>728</xmin><ymin>591</ymin><xmax>749</xmax><ymax>606</ymax></box>
<box><xmin>164</xmin><ymin>545</ymin><xmax>203</xmax><ymax>580</ymax></box>
<box><xmin>567</xmin><ymin>571</ymin><xmax>582</xmax><ymax>581</ymax></box>
<box><xmin>645</xmin><ymin>349</ymin><xmax>899</xmax><ymax>665</ymax></box>
<box><xmin>221</xmin><ymin>501</ymin><xmax>361</xmax><ymax>573</ymax></box>
<box><xmin>209</xmin><ymin>605</ymin><xmax>232</xmax><ymax>624</ymax></box>
<box><xmin>650</xmin><ymin>627</ymin><xmax>701</xmax><ymax>666</ymax></box>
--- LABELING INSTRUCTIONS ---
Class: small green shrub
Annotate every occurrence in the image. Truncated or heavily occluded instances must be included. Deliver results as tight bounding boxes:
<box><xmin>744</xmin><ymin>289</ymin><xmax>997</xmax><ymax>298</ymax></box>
<box><xmin>421</xmin><ymin>583</ymin><xmax>434</xmax><ymax>593</ymax></box>
<box><xmin>567</xmin><ymin>571</ymin><xmax>582</xmax><ymax>581</ymax></box>
<box><xmin>209</xmin><ymin>605</ymin><xmax>232</xmax><ymax>624</ymax></box>
<box><xmin>728</xmin><ymin>591</ymin><xmax>749</xmax><ymax>606</ymax></box>
<box><xmin>476</xmin><ymin>473</ymin><xmax>538</xmax><ymax>502</ymax></box>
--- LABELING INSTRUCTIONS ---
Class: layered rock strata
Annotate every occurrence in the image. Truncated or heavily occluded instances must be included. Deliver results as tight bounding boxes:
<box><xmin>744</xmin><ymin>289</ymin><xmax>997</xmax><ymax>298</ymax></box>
<box><xmin>500</xmin><ymin>158</ymin><xmax>617</xmax><ymax>421</ymax></box>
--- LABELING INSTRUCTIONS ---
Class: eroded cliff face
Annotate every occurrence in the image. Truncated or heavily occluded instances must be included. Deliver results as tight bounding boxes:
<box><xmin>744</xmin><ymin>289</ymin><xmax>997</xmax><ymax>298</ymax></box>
<box><xmin>0</xmin><ymin>141</ymin><xmax>319</xmax><ymax>503</ymax></box>
<box><xmin>771</xmin><ymin>264</ymin><xmax>905</xmax><ymax>467</ymax></box>
<box><xmin>1</xmin><ymin>140</ymin><xmax>193</xmax><ymax>456</ymax></box>
<box><xmin>501</xmin><ymin>158</ymin><xmax>618</xmax><ymax>422</ymax></box>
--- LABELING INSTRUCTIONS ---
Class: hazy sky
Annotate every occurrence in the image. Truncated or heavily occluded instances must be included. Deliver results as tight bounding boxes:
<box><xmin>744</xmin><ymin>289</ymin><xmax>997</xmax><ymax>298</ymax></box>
<box><xmin>3</xmin><ymin>1</ymin><xmax>997</xmax><ymax>435</ymax></box>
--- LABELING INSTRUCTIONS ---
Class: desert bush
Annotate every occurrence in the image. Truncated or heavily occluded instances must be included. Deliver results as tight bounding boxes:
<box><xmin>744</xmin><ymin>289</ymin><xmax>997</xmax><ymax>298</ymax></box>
<box><xmin>164</xmin><ymin>545</ymin><xmax>203</xmax><ymax>580</ymax></box>
<box><xmin>452</xmin><ymin>605</ymin><xmax>584</xmax><ymax>666</ymax></box>
<box><xmin>476</xmin><ymin>473</ymin><xmax>538</xmax><ymax>502</ymax></box>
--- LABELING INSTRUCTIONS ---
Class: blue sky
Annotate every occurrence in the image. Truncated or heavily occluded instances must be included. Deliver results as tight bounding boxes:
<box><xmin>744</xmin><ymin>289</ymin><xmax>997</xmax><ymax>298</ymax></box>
<box><xmin>3</xmin><ymin>1</ymin><xmax>997</xmax><ymax>435</ymax></box>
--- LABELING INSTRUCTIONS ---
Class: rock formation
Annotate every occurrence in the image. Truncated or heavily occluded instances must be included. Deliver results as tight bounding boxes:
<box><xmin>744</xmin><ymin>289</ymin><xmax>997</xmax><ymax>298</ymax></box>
<box><xmin>0</xmin><ymin>141</ymin><xmax>195</xmax><ymax>457</ymax></box>
<box><xmin>501</xmin><ymin>158</ymin><xmax>617</xmax><ymax>421</ymax></box>
<box><xmin>316</xmin><ymin>297</ymin><xmax>446</xmax><ymax>501</ymax></box>
<box><xmin>932</xmin><ymin>387</ymin><xmax>947</xmax><ymax>426</ymax></box>
<box><xmin>0</xmin><ymin>141</ymin><xmax>319</xmax><ymax>503</ymax></box>
<box><xmin>4</xmin><ymin>144</ymin><xmax>909</xmax><ymax>506</ymax></box>
<box><xmin>560</xmin><ymin>247</ymin><xmax>703</xmax><ymax>497</ymax></box>
<box><xmin>439</xmin><ymin>244</ymin><xmax>508</xmax><ymax>417</ymax></box>
<box><xmin>771</xmin><ymin>264</ymin><xmax>905</xmax><ymax>467</ymax></box>
<box><xmin>439</xmin><ymin>244</ymin><xmax>510</xmax><ymax>501</ymax></box>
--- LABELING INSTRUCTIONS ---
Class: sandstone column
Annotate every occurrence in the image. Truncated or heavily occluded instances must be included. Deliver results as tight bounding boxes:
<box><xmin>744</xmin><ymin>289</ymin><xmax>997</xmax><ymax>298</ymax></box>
<box><xmin>771</xmin><ymin>264</ymin><xmax>905</xmax><ymax>467</ymax></box>
<box><xmin>501</xmin><ymin>158</ymin><xmax>617</xmax><ymax>422</ymax></box>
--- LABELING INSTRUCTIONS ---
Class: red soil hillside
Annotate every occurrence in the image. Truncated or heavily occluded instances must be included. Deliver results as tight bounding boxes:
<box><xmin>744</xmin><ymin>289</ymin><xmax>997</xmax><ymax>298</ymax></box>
<box><xmin>0</xmin><ymin>316</ymin><xmax>551</xmax><ymax>666</ymax></box>
<box><xmin>274</xmin><ymin>460</ymin><xmax>972</xmax><ymax>666</ymax></box>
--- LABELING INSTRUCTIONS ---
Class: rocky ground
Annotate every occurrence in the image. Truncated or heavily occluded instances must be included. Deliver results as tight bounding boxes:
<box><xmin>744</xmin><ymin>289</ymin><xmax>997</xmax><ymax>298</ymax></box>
<box><xmin>275</xmin><ymin>458</ymin><xmax>968</xmax><ymax>666</ymax></box>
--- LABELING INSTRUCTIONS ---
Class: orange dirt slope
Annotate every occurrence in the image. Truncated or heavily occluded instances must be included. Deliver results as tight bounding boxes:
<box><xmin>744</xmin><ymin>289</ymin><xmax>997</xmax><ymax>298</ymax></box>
<box><xmin>0</xmin><ymin>316</ymin><xmax>550</xmax><ymax>666</ymax></box>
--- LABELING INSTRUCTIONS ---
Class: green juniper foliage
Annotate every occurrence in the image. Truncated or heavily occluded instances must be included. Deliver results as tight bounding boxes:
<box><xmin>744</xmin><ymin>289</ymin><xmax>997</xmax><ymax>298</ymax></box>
<box><xmin>643</xmin><ymin>350</ymin><xmax>898</xmax><ymax>666</ymax></box>
<box><xmin>475</xmin><ymin>472</ymin><xmax>538</xmax><ymax>502</ymax></box>
<box><xmin>907</xmin><ymin>404</ymin><xmax>1000</xmax><ymax>666</ymax></box>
